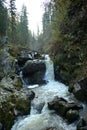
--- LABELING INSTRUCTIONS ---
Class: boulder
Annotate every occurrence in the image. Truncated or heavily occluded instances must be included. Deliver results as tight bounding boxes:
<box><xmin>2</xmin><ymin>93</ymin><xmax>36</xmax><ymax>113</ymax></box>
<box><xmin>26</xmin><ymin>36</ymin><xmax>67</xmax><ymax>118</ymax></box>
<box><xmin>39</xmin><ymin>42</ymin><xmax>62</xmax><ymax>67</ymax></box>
<box><xmin>77</xmin><ymin>118</ymin><xmax>87</xmax><ymax>130</ymax></box>
<box><xmin>48</xmin><ymin>96</ymin><xmax>82</xmax><ymax>122</ymax></box>
<box><xmin>22</xmin><ymin>60</ymin><xmax>46</xmax><ymax>85</ymax></box>
<box><xmin>17</xmin><ymin>51</ymin><xmax>33</xmax><ymax>67</ymax></box>
<box><xmin>66</xmin><ymin>109</ymin><xmax>79</xmax><ymax>123</ymax></box>
<box><xmin>48</xmin><ymin>97</ymin><xmax>68</xmax><ymax>116</ymax></box>
<box><xmin>0</xmin><ymin>77</ymin><xmax>35</xmax><ymax>130</ymax></box>
<box><xmin>73</xmin><ymin>78</ymin><xmax>87</xmax><ymax>102</ymax></box>
<box><xmin>0</xmin><ymin>48</ymin><xmax>15</xmax><ymax>79</ymax></box>
<box><xmin>12</xmin><ymin>76</ymin><xmax>23</xmax><ymax>90</ymax></box>
<box><xmin>17</xmin><ymin>51</ymin><xmax>43</xmax><ymax>67</ymax></box>
<box><xmin>32</xmin><ymin>101</ymin><xmax>45</xmax><ymax>114</ymax></box>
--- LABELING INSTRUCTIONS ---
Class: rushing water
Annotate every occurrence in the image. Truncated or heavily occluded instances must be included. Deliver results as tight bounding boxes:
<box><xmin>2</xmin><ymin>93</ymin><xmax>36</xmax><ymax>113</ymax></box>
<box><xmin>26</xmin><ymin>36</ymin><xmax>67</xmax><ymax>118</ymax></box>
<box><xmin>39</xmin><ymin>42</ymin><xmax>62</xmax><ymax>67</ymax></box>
<box><xmin>11</xmin><ymin>55</ymin><xmax>77</xmax><ymax>130</ymax></box>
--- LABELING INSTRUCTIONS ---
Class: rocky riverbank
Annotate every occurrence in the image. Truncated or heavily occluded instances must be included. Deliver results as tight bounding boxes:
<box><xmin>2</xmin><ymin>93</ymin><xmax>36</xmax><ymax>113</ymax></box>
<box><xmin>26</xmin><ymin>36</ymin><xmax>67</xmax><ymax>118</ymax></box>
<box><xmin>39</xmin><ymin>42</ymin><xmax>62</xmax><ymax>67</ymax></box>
<box><xmin>0</xmin><ymin>45</ymin><xmax>45</xmax><ymax>130</ymax></box>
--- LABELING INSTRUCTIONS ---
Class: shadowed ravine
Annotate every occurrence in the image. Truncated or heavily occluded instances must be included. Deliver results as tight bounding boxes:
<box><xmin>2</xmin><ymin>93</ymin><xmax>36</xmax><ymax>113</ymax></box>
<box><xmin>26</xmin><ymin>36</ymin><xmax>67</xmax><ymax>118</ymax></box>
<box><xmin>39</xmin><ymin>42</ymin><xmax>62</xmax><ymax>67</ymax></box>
<box><xmin>11</xmin><ymin>55</ymin><xmax>79</xmax><ymax>130</ymax></box>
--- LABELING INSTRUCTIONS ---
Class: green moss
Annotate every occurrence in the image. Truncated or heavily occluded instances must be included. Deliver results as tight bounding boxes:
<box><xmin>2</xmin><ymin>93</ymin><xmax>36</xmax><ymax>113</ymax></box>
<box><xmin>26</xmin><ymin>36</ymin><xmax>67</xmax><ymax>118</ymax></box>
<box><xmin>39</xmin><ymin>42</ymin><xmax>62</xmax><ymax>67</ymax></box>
<box><xmin>0</xmin><ymin>94</ymin><xmax>31</xmax><ymax>130</ymax></box>
<box><xmin>16</xmin><ymin>98</ymin><xmax>31</xmax><ymax>115</ymax></box>
<box><xmin>10</xmin><ymin>56</ymin><xmax>15</xmax><ymax>63</ymax></box>
<box><xmin>0</xmin><ymin>101</ymin><xmax>15</xmax><ymax>130</ymax></box>
<box><xmin>4</xmin><ymin>112</ymin><xmax>15</xmax><ymax>130</ymax></box>
<box><xmin>13</xmin><ymin>77</ymin><xmax>22</xmax><ymax>90</ymax></box>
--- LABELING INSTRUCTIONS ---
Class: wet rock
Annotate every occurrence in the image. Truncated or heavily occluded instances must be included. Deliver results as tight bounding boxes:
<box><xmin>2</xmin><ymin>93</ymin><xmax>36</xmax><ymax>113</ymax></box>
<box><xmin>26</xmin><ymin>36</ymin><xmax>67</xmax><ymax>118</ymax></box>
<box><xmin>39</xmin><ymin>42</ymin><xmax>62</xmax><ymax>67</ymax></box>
<box><xmin>22</xmin><ymin>60</ymin><xmax>46</xmax><ymax>75</ymax></box>
<box><xmin>27</xmin><ymin>90</ymin><xmax>35</xmax><ymax>100</ymax></box>
<box><xmin>0</xmin><ymin>93</ymin><xmax>31</xmax><ymax>130</ymax></box>
<box><xmin>48</xmin><ymin>97</ymin><xmax>68</xmax><ymax>116</ymax></box>
<box><xmin>12</xmin><ymin>76</ymin><xmax>23</xmax><ymax>90</ymax></box>
<box><xmin>0</xmin><ymin>48</ymin><xmax>15</xmax><ymax>79</ymax></box>
<box><xmin>66</xmin><ymin>109</ymin><xmax>79</xmax><ymax>123</ymax></box>
<box><xmin>17</xmin><ymin>51</ymin><xmax>43</xmax><ymax>67</ymax></box>
<box><xmin>22</xmin><ymin>60</ymin><xmax>46</xmax><ymax>85</ymax></box>
<box><xmin>73</xmin><ymin>78</ymin><xmax>87</xmax><ymax>102</ymax></box>
<box><xmin>77</xmin><ymin>118</ymin><xmax>87</xmax><ymax>130</ymax></box>
<box><xmin>33</xmin><ymin>102</ymin><xmax>45</xmax><ymax>113</ymax></box>
<box><xmin>17</xmin><ymin>51</ymin><xmax>33</xmax><ymax>67</ymax></box>
<box><xmin>37</xmin><ymin>102</ymin><xmax>45</xmax><ymax>113</ymax></box>
<box><xmin>0</xmin><ymin>77</ymin><xmax>35</xmax><ymax>130</ymax></box>
<box><xmin>48</xmin><ymin>96</ymin><xmax>82</xmax><ymax>123</ymax></box>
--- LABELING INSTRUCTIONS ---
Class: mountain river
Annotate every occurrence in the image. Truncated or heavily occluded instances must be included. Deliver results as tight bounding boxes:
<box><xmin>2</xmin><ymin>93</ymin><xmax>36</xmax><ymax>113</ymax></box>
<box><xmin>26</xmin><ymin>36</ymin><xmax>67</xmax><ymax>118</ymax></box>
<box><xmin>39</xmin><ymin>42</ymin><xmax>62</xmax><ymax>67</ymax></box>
<box><xmin>11</xmin><ymin>55</ymin><xmax>82</xmax><ymax>130</ymax></box>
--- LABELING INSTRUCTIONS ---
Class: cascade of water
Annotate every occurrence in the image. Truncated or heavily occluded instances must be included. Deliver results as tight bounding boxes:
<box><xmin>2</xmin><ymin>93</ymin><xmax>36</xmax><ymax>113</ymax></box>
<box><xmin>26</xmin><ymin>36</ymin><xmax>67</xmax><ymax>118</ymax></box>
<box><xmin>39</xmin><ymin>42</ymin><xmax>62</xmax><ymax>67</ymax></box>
<box><xmin>44</xmin><ymin>55</ymin><xmax>54</xmax><ymax>81</ymax></box>
<box><xmin>11</xmin><ymin>55</ymin><xmax>76</xmax><ymax>130</ymax></box>
<box><xmin>19</xmin><ymin>71</ymin><xmax>27</xmax><ymax>87</ymax></box>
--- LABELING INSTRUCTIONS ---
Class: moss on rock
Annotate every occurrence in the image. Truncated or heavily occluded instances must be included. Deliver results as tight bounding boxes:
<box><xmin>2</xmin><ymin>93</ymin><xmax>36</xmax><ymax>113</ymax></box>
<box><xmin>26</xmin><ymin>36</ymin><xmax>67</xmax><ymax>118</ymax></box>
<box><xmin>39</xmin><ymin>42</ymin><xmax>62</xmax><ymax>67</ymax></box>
<box><xmin>13</xmin><ymin>76</ymin><xmax>22</xmax><ymax>90</ymax></box>
<box><xmin>0</xmin><ymin>93</ymin><xmax>31</xmax><ymax>130</ymax></box>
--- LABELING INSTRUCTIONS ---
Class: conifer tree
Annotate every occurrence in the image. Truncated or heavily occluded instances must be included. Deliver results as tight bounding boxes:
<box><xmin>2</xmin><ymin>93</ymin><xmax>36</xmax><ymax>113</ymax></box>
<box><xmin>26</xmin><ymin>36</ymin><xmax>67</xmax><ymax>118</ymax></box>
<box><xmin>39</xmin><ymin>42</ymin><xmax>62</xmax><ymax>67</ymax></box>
<box><xmin>18</xmin><ymin>5</ymin><xmax>29</xmax><ymax>44</ymax></box>
<box><xmin>9</xmin><ymin>0</ymin><xmax>16</xmax><ymax>42</ymax></box>
<box><xmin>0</xmin><ymin>0</ymin><xmax>8</xmax><ymax>36</ymax></box>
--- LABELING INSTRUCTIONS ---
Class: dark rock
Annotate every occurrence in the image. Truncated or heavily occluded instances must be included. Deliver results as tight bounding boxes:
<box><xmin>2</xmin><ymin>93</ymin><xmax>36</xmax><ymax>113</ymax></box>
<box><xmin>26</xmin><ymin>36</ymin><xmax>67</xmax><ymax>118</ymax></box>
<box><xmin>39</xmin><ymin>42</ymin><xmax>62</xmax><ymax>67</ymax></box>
<box><xmin>22</xmin><ymin>60</ymin><xmax>46</xmax><ymax>75</ymax></box>
<box><xmin>27</xmin><ymin>90</ymin><xmax>35</xmax><ymax>100</ymax></box>
<box><xmin>77</xmin><ymin>118</ymin><xmax>87</xmax><ymax>130</ymax></box>
<box><xmin>14</xmin><ymin>59</ymin><xmax>20</xmax><ymax>74</ymax></box>
<box><xmin>22</xmin><ymin>60</ymin><xmax>46</xmax><ymax>85</ymax></box>
<box><xmin>17</xmin><ymin>51</ymin><xmax>43</xmax><ymax>67</ymax></box>
<box><xmin>18</xmin><ymin>51</ymin><xmax>33</xmax><ymax>67</ymax></box>
<box><xmin>36</xmin><ymin>102</ymin><xmax>45</xmax><ymax>113</ymax></box>
<box><xmin>32</xmin><ymin>51</ymin><xmax>40</xmax><ymax>59</ymax></box>
<box><xmin>48</xmin><ymin>96</ymin><xmax>68</xmax><ymax>116</ymax></box>
<box><xmin>48</xmin><ymin>96</ymin><xmax>82</xmax><ymax>123</ymax></box>
<box><xmin>73</xmin><ymin>78</ymin><xmax>87</xmax><ymax>102</ymax></box>
<box><xmin>66</xmin><ymin>109</ymin><xmax>79</xmax><ymax>123</ymax></box>
<box><xmin>68</xmin><ymin>85</ymin><xmax>74</xmax><ymax>93</ymax></box>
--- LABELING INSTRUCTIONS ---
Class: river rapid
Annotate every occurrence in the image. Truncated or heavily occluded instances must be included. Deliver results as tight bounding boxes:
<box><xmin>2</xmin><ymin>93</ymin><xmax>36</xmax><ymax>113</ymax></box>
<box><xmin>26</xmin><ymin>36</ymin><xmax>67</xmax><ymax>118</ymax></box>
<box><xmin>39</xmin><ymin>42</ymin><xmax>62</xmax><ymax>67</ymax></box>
<box><xmin>11</xmin><ymin>55</ymin><xmax>78</xmax><ymax>130</ymax></box>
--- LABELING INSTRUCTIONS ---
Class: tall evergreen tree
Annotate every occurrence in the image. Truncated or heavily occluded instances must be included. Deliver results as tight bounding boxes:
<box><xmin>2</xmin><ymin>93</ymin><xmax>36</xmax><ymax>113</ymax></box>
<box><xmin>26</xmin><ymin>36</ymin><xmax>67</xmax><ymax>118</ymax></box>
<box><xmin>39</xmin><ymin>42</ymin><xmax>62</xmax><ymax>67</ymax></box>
<box><xmin>0</xmin><ymin>0</ymin><xmax>8</xmax><ymax>37</ymax></box>
<box><xmin>9</xmin><ymin>0</ymin><xmax>16</xmax><ymax>42</ymax></box>
<box><xmin>42</xmin><ymin>8</ymin><xmax>50</xmax><ymax>32</ymax></box>
<box><xmin>18</xmin><ymin>5</ymin><xmax>29</xmax><ymax>44</ymax></box>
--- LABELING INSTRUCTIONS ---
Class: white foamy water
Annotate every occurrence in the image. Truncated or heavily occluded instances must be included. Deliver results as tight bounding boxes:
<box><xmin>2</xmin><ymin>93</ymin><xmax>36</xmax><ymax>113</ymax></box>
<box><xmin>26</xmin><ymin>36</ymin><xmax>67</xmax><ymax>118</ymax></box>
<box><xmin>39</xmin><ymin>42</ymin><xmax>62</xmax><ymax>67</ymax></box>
<box><xmin>11</xmin><ymin>55</ymin><xmax>76</xmax><ymax>130</ymax></box>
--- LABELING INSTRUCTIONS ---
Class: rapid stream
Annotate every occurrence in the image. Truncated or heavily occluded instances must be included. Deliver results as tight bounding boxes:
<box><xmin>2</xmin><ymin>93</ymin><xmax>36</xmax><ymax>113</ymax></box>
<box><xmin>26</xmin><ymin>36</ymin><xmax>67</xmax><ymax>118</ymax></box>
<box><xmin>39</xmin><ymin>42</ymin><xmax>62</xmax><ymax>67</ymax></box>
<box><xmin>11</xmin><ymin>55</ymin><xmax>77</xmax><ymax>130</ymax></box>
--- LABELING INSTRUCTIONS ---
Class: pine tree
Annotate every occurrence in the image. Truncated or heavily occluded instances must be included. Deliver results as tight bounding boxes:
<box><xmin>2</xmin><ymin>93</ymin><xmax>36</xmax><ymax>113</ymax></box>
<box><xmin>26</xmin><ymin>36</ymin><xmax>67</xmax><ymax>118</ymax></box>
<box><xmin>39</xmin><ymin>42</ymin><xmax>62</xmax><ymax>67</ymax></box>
<box><xmin>9</xmin><ymin>0</ymin><xmax>16</xmax><ymax>42</ymax></box>
<box><xmin>0</xmin><ymin>0</ymin><xmax>8</xmax><ymax>37</ymax></box>
<box><xmin>18</xmin><ymin>5</ymin><xmax>29</xmax><ymax>44</ymax></box>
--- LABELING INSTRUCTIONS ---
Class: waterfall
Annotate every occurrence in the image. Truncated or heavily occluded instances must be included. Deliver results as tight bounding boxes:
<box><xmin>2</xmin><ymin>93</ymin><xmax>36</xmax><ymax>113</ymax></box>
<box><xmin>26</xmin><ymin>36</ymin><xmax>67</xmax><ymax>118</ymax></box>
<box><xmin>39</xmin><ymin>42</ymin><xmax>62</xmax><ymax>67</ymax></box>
<box><xmin>44</xmin><ymin>55</ymin><xmax>54</xmax><ymax>81</ymax></box>
<box><xmin>11</xmin><ymin>55</ymin><xmax>76</xmax><ymax>130</ymax></box>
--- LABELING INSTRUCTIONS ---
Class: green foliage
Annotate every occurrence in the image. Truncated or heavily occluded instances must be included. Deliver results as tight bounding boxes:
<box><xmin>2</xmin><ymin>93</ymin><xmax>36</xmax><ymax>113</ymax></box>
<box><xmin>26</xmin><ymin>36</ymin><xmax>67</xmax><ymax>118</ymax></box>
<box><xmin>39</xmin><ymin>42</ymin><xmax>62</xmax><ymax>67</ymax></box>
<box><xmin>0</xmin><ymin>94</ymin><xmax>31</xmax><ymax>130</ymax></box>
<box><xmin>40</xmin><ymin>0</ymin><xmax>87</xmax><ymax>84</ymax></box>
<box><xmin>0</xmin><ymin>0</ymin><xmax>8</xmax><ymax>36</ymax></box>
<box><xmin>18</xmin><ymin>5</ymin><xmax>29</xmax><ymax>45</ymax></box>
<box><xmin>9</xmin><ymin>0</ymin><xmax>16</xmax><ymax>42</ymax></box>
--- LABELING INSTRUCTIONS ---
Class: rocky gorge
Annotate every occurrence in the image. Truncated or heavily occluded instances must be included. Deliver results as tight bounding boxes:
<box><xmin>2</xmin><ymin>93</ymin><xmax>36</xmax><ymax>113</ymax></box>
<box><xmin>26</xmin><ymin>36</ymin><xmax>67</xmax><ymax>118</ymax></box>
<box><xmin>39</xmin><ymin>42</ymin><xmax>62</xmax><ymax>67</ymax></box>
<box><xmin>0</xmin><ymin>45</ymin><xmax>45</xmax><ymax>130</ymax></box>
<box><xmin>0</xmin><ymin>45</ymin><xmax>87</xmax><ymax>130</ymax></box>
